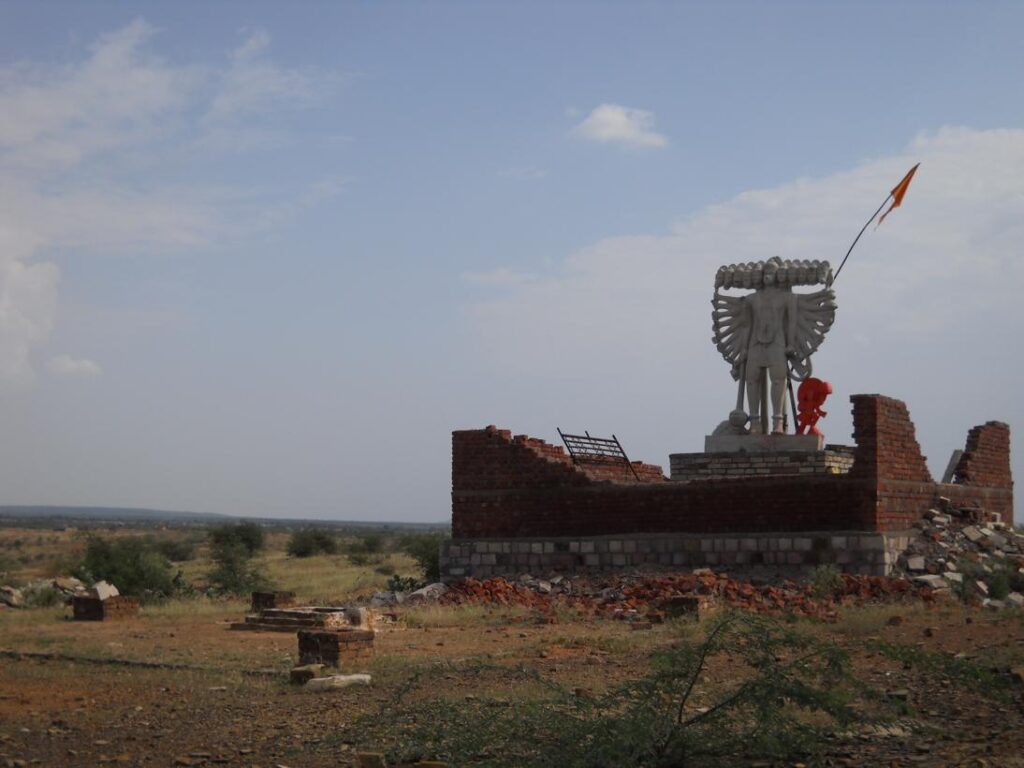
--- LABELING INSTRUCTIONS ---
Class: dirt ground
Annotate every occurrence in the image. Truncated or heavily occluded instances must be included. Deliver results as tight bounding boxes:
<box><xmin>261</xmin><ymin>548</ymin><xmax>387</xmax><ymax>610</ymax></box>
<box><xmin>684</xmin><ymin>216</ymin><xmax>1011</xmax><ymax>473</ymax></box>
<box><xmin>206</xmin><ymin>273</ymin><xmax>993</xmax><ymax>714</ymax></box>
<box><xmin>2</xmin><ymin>597</ymin><xmax>1024</xmax><ymax>768</ymax></box>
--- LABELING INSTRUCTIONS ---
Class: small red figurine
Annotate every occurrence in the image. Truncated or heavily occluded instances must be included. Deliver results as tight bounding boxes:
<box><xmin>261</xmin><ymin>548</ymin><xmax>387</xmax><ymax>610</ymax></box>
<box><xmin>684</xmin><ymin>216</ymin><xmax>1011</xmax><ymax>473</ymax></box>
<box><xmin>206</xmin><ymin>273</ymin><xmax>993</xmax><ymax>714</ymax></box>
<box><xmin>796</xmin><ymin>377</ymin><xmax>832</xmax><ymax>436</ymax></box>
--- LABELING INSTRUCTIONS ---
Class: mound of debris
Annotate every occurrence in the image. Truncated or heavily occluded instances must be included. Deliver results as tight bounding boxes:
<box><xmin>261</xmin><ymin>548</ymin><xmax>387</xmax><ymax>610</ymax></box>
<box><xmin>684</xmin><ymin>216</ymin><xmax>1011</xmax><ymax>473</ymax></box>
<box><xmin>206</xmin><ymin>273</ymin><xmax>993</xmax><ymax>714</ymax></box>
<box><xmin>896</xmin><ymin>501</ymin><xmax>1024</xmax><ymax>608</ymax></box>
<box><xmin>1</xmin><ymin>577</ymin><xmax>107</xmax><ymax>610</ymax></box>
<box><xmin>441</xmin><ymin>570</ymin><xmax>925</xmax><ymax>621</ymax></box>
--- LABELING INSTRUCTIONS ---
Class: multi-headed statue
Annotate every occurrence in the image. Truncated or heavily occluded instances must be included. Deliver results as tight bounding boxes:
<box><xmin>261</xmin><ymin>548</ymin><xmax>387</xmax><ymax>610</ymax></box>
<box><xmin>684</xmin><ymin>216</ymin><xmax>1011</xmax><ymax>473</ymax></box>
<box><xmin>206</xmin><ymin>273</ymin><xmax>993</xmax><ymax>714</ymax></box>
<box><xmin>711</xmin><ymin>257</ymin><xmax>836</xmax><ymax>435</ymax></box>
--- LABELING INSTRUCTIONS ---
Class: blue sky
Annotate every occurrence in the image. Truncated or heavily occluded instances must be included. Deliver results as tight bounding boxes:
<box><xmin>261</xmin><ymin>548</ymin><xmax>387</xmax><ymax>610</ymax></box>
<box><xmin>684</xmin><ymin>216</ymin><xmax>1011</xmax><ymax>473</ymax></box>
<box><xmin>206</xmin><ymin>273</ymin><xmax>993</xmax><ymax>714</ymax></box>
<box><xmin>0</xmin><ymin>2</ymin><xmax>1021</xmax><ymax>520</ymax></box>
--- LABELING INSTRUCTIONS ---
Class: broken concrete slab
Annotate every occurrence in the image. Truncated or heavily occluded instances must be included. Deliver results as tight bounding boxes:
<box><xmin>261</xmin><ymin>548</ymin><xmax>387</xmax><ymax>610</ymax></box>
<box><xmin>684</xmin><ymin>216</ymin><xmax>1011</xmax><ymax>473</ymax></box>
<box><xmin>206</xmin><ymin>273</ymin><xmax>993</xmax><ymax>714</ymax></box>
<box><xmin>912</xmin><ymin>575</ymin><xmax>949</xmax><ymax>590</ymax></box>
<box><xmin>90</xmin><ymin>581</ymin><xmax>119</xmax><ymax>601</ymax></box>
<box><xmin>304</xmin><ymin>673</ymin><xmax>371</xmax><ymax>692</ymax></box>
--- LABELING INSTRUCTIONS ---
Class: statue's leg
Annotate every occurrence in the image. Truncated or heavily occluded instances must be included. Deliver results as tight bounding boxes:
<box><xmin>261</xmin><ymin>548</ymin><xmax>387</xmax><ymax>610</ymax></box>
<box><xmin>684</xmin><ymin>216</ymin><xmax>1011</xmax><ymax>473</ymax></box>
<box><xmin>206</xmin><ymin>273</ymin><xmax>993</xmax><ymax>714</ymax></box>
<box><xmin>768</xmin><ymin>359</ymin><xmax>787</xmax><ymax>435</ymax></box>
<box><xmin>745</xmin><ymin>365</ymin><xmax>762</xmax><ymax>434</ymax></box>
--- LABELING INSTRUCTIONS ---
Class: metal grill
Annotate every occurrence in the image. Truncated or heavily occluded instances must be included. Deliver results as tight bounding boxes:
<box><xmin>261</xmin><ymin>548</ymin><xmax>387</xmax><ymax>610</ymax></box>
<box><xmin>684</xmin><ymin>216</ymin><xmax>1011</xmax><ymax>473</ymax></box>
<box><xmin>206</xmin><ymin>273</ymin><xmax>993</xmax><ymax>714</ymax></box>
<box><xmin>557</xmin><ymin>429</ymin><xmax>640</xmax><ymax>481</ymax></box>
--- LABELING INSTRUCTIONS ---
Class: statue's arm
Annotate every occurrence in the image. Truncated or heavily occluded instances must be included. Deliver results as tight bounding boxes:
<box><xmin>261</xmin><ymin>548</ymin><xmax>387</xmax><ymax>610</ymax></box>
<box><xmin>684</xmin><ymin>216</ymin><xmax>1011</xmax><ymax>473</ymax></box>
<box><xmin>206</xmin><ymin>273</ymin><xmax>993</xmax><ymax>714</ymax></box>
<box><xmin>736</xmin><ymin>297</ymin><xmax>752</xmax><ymax>361</ymax></box>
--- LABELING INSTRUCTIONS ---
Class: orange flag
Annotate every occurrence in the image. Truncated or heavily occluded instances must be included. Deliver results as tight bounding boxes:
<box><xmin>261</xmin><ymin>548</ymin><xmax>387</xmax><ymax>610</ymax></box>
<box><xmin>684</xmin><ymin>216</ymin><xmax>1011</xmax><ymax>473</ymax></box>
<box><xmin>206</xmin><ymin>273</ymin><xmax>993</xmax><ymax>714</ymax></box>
<box><xmin>878</xmin><ymin>163</ymin><xmax>920</xmax><ymax>225</ymax></box>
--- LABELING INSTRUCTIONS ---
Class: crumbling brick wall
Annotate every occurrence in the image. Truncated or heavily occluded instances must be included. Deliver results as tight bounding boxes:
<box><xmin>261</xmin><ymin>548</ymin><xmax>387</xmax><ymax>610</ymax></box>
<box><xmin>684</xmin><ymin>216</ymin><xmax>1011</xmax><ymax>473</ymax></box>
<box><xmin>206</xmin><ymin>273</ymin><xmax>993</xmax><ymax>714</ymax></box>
<box><xmin>945</xmin><ymin>421</ymin><xmax>1014</xmax><ymax>523</ymax></box>
<box><xmin>954</xmin><ymin>422</ymin><xmax>1012</xmax><ymax>487</ymax></box>
<box><xmin>451</xmin><ymin>395</ymin><xmax>1013</xmax><ymax>537</ymax></box>
<box><xmin>452</xmin><ymin>427</ymin><xmax>665</xmax><ymax>491</ymax></box>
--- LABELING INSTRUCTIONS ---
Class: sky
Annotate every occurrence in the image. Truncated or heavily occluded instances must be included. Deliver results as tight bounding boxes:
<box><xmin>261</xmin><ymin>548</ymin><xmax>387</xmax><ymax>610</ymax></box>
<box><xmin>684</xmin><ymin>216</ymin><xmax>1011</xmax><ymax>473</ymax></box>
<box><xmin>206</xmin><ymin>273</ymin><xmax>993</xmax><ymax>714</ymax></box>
<box><xmin>0</xmin><ymin>1</ymin><xmax>1021</xmax><ymax>522</ymax></box>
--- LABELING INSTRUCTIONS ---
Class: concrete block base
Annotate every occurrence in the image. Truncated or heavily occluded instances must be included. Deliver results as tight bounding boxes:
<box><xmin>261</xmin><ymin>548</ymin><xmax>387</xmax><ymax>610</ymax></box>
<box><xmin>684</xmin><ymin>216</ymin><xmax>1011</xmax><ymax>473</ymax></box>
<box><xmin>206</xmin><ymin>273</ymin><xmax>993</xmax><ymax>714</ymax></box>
<box><xmin>441</xmin><ymin>531</ymin><xmax>913</xmax><ymax>581</ymax></box>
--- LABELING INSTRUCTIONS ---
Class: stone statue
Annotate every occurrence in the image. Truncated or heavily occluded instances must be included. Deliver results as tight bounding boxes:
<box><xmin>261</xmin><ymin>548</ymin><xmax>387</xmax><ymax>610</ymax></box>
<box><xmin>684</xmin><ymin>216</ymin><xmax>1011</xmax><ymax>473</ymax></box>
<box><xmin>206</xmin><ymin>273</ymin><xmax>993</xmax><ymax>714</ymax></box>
<box><xmin>711</xmin><ymin>257</ymin><xmax>836</xmax><ymax>435</ymax></box>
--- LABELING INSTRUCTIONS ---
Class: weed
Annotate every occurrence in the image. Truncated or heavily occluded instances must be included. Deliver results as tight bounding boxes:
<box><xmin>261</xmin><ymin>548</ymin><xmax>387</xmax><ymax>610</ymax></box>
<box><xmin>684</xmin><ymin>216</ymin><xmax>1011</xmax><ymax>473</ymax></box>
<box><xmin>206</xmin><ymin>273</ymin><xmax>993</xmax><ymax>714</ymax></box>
<box><xmin>366</xmin><ymin>612</ymin><xmax>885</xmax><ymax>767</ymax></box>
<box><xmin>866</xmin><ymin>640</ymin><xmax>1013</xmax><ymax>702</ymax></box>
<box><xmin>386</xmin><ymin>574</ymin><xmax>423</xmax><ymax>592</ymax></box>
<box><xmin>810</xmin><ymin>564</ymin><xmax>844</xmax><ymax>600</ymax></box>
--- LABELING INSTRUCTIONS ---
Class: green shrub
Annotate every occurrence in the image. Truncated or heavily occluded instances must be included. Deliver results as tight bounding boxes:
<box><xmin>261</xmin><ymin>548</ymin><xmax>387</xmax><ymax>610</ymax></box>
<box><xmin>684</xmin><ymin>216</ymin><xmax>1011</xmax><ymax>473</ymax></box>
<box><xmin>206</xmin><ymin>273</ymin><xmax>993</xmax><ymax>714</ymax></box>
<box><xmin>152</xmin><ymin>537</ymin><xmax>198</xmax><ymax>562</ymax></box>
<box><xmin>208</xmin><ymin>522</ymin><xmax>265</xmax><ymax>555</ymax></box>
<box><xmin>207</xmin><ymin>541</ymin><xmax>270</xmax><ymax>595</ymax></box>
<box><xmin>988</xmin><ymin>568</ymin><xmax>1011</xmax><ymax>600</ymax></box>
<box><xmin>73</xmin><ymin>536</ymin><xmax>176</xmax><ymax>599</ymax></box>
<box><xmin>810</xmin><ymin>564</ymin><xmax>844</xmax><ymax>600</ymax></box>
<box><xmin>399</xmin><ymin>532</ymin><xmax>446</xmax><ymax>583</ymax></box>
<box><xmin>386</xmin><ymin>574</ymin><xmax>424</xmax><ymax>592</ymax></box>
<box><xmin>22</xmin><ymin>584</ymin><xmax>63</xmax><ymax>608</ymax></box>
<box><xmin>348</xmin><ymin>551</ymin><xmax>384</xmax><ymax>567</ymax></box>
<box><xmin>369</xmin><ymin>612</ymin><xmax>875</xmax><ymax>766</ymax></box>
<box><xmin>350</xmin><ymin>534</ymin><xmax>383</xmax><ymax>554</ymax></box>
<box><xmin>287</xmin><ymin>529</ymin><xmax>338</xmax><ymax>558</ymax></box>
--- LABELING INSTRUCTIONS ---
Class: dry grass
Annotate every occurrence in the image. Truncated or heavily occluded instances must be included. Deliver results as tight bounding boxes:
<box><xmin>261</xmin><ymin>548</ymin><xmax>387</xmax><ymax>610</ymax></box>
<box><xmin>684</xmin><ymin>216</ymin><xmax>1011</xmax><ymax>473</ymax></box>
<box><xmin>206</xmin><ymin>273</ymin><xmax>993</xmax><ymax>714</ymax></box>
<box><xmin>401</xmin><ymin>603</ymin><xmax>534</xmax><ymax>628</ymax></box>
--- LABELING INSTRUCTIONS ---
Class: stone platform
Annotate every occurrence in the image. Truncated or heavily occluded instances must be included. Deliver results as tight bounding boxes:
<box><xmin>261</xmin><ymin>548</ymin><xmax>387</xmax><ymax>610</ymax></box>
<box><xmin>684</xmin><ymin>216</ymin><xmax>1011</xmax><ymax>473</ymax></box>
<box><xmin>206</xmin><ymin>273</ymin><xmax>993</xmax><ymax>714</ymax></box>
<box><xmin>704</xmin><ymin>432</ymin><xmax>824</xmax><ymax>453</ymax></box>
<box><xmin>670</xmin><ymin>445</ymin><xmax>854</xmax><ymax>482</ymax></box>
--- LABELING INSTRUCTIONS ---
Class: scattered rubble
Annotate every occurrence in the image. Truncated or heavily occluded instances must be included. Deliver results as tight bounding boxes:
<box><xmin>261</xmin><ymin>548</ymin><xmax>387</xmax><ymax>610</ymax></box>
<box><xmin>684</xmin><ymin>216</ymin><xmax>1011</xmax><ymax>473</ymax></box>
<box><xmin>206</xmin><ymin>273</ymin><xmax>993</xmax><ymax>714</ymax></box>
<box><xmin>0</xmin><ymin>577</ymin><xmax>90</xmax><ymax>609</ymax></box>
<box><xmin>441</xmin><ymin>570</ymin><xmax>923</xmax><ymax>620</ymax></box>
<box><xmin>1</xmin><ymin>585</ymin><xmax>23</xmax><ymax>607</ymax></box>
<box><xmin>403</xmin><ymin>582</ymin><xmax>449</xmax><ymax>605</ymax></box>
<box><xmin>896</xmin><ymin>501</ymin><xmax>1024</xmax><ymax>608</ymax></box>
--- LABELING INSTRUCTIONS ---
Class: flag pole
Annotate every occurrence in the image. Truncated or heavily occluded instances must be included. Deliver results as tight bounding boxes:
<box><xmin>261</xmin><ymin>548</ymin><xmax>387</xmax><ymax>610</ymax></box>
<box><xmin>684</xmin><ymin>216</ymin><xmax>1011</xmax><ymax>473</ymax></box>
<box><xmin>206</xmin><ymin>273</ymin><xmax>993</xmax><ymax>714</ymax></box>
<box><xmin>834</xmin><ymin>162</ymin><xmax>919</xmax><ymax>283</ymax></box>
<box><xmin>832</xmin><ymin>195</ymin><xmax>891</xmax><ymax>283</ymax></box>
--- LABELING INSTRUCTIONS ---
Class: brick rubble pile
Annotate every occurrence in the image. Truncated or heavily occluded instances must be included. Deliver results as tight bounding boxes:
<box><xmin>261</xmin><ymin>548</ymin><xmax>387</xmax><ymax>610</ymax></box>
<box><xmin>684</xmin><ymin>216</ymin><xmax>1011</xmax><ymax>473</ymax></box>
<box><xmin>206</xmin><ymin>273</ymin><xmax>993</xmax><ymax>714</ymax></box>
<box><xmin>441</xmin><ymin>570</ymin><xmax>924</xmax><ymax>621</ymax></box>
<box><xmin>897</xmin><ymin>501</ymin><xmax>1024</xmax><ymax>608</ymax></box>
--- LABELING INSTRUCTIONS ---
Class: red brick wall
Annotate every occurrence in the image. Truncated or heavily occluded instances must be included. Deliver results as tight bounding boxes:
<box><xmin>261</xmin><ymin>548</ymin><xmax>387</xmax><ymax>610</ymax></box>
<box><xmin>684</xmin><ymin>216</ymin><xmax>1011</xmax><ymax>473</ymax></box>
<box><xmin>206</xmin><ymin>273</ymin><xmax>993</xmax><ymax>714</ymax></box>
<box><xmin>451</xmin><ymin>426</ymin><xmax>665</xmax><ymax>492</ymax></box>
<box><xmin>954</xmin><ymin>422</ymin><xmax>1012</xmax><ymax>488</ymax></box>
<box><xmin>849</xmin><ymin>395</ymin><xmax>932</xmax><ymax>482</ymax></box>
<box><xmin>451</xmin><ymin>397</ymin><xmax>1013</xmax><ymax>537</ymax></box>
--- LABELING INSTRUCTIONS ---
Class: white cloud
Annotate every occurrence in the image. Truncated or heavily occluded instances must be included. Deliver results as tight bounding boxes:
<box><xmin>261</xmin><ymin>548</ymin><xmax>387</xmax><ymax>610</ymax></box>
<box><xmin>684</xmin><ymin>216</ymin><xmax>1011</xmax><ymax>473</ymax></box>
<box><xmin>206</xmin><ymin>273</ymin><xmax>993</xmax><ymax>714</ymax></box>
<box><xmin>571</xmin><ymin>103</ymin><xmax>668</xmax><ymax>149</ymax></box>
<box><xmin>0</xmin><ymin>20</ymin><xmax>341</xmax><ymax>387</ymax></box>
<box><xmin>204</xmin><ymin>28</ymin><xmax>323</xmax><ymax>126</ymax></box>
<box><xmin>47</xmin><ymin>354</ymin><xmax>102</xmax><ymax>379</ymax></box>
<box><xmin>466</xmin><ymin>127</ymin><xmax>1024</xmax><ymax>514</ymax></box>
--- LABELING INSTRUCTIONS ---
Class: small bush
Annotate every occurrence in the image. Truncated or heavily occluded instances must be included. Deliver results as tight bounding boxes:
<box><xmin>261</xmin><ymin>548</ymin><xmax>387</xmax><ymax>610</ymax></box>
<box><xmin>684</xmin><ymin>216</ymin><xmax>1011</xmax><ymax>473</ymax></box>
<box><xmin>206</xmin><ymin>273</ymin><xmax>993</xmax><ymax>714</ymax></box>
<box><xmin>73</xmin><ymin>536</ymin><xmax>177</xmax><ymax>600</ymax></box>
<box><xmin>208</xmin><ymin>522</ymin><xmax>264</xmax><ymax>555</ymax></box>
<box><xmin>152</xmin><ymin>537</ymin><xmax>198</xmax><ymax>562</ymax></box>
<box><xmin>386</xmin><ymin>574</ymin><xmax>424</xmax><ymax>593</ymax></box>
<box><xmin>207</xmin><ymin>541</ymin><xmax>270</xmax><ymax>595</ymax></box>
<box><xmin>374</xmin><ymin>563</ymin><xmax>396</xmax><ymax>576</ymax></box>
<box><xmin>988</xmin><ymin>569</ymin><xmax>1011</xmax><ymax>600</ymax></box>
<box><xmin>349</xmin><ymin>534</ymin><xmax>383</xmax><ymax>554</ymax></box>
<box><xmin>287</xmin><ymin>529</ymin><xmax>338</xmax><ymax>558</ymax></box>
<box><xmin>348</xmin><ymin>551</ymin><xmax>383</xmax><ymax>567</ymax></box>
<box><xmin>810</xmin><ymin>564</ymin><xmax>844</xmax><ymax>600</ymax></box>
<box><xmin>399</xmin><ymin>532</ymin><xmax>446</xmax><ymax>583</ymax></box>
<box><xmin>22</xmin><ymin>584</ymin><xmax>63</xmax><ymax>608</ymax></box>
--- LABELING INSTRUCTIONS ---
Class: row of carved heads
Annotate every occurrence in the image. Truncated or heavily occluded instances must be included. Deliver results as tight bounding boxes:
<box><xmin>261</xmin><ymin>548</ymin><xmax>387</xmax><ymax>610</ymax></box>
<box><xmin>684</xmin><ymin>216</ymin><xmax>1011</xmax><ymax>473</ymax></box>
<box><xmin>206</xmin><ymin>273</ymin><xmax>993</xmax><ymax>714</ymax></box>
<box><xmin>714</xmin><ymin>257</ymin><xmax>833</xmax><ymax>290</ymax></box>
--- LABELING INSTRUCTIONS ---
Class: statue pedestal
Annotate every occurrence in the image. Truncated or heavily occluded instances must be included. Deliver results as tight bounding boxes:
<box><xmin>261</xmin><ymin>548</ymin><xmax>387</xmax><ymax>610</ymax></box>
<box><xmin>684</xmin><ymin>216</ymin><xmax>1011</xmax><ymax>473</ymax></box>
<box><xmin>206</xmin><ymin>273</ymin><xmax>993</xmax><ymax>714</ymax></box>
<box><xmin>703</xmin><ymin>433</ymin><xmax>824</xmax><ymax>454</ymax></box>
